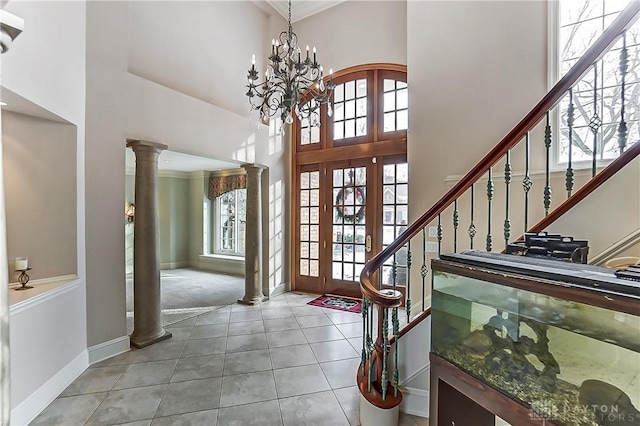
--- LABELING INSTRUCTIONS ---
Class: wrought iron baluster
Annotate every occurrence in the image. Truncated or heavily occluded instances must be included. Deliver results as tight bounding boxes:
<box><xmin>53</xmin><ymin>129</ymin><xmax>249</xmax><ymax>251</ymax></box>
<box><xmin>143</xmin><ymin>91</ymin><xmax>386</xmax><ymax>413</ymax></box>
<box><xmin>390</xmin><ymin>262</ymin><xmax>399</xmax><ymax>398</ymax></box>
<box><xmin>392</xmin><ymin>306</ymin><xmax>399</xmax><ymax>398</ymax></box>
<box><xmin>468</xmin><ymin>184</ymin><xmax>476</xmax><ymax>249</ymax></box>
<box><xmin>566</xmin><ymin>88</ymin><xmax>575</xmax><ymax>198</ymax></box>
<box><xmin>420</xmin><ymin>228</ymin><xmax>427</xmax><ymax>312</ymax></box>
<box><xmin>431</xmin><ymin>213</ymin><xmax>443</xmax><ymax>312</ymax></box>
<box><xmin>361</xmin><ymin>297</ymin><xmax>368</xmax><ymax>376</ymax></box>
<box><xmin>504</xmin><ymin>151</ymin><xmax>512</xmax><ymax>247</ymax></box>
<box><xmin>453</xmin><ymin>199</ymin><xmax>459</xmax><ymax>252</ymax></box>
<box><xmin>406</xmin><ymin>241</ymin><xmax>412</xmax><ymax>323</ymax></box>
<box><xmin>367</xmin><ymin>302</ymin><xmax>373</xmax><ymax>393</ymax></box>
<box><xmin>544</xmin><ymin>112</ymin><xmax>552</xmax><ymax>216</ymax></box>
<box><xmin>618</xmin><ymin>33</ymin><xmax>628</xmax><ymax>154</ymax></box>
<box><xmin>381</xmin><ymin>308</ymin><xmax>389</xmax><ymax>401</ymax></box>
<box><xmin>523</xmin><ymin>132</ymin><xmax>532</xmax><ymax>231</ymax></box>
<box><xmin>437</xmin><ymin>214</ymin><xmax>443</xmax><ymax>255</ymax></box>
<box><xmin>486</xmin><ymin>167</ymin><xmax>494</xmax><ymax>252</ymax></box>
<box><xmin>590</xmin><ymin>64</ymin><xmax>601</xmax><ymax>177</ymax></box>
<box><xmin>392</xmin><ymin>261</ymin><xmax>397</xmax><ymax>289</ymax></box>
<box><xmin>432</xmin><ymin>214</ymin><xmax>443</xmax><ymax>303</ymax></box>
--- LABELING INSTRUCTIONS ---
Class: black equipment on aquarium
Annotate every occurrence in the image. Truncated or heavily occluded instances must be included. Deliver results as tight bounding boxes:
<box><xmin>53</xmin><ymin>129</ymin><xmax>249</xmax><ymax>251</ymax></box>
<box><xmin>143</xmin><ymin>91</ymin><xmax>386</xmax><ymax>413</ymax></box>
<box><xmin>506</xmin><ymin>232</ymin><xmax>589</xmax><ymax>264</ymax></box>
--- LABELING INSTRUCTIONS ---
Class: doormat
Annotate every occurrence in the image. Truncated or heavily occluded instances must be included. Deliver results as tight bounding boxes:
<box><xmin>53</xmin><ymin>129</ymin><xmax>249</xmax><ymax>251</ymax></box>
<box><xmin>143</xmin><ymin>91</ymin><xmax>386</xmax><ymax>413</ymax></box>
<box><xmin>307</xmin><ymin>294</ymin><xmax>362</xmax><ymax>313</ymax></box>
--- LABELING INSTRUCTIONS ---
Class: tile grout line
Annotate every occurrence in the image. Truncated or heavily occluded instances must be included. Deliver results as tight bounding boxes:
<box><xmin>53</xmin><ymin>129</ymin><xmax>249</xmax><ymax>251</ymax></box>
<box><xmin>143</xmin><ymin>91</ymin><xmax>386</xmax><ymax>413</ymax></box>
<box><xmin>151</xmin><ymin>307</ymin><xmax>212</xmax><ymax>422</ymax></box>
<box><xmin>80</xmin><ymin>389</ymin><xmax>110</xmax><ymax>426</ymax></box>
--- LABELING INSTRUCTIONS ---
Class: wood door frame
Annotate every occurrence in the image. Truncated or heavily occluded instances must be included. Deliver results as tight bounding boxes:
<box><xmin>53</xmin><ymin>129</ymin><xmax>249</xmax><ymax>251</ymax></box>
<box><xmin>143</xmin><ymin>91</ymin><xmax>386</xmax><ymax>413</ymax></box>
<box><xmin>294</xmin><ymin>164</ymin><xmax>323</xmax><ymax>294</ymax></box>
<box><xmin>374</xmin><ymin>154</ymin><xmax>408</xmax><ymax>302</ymax></box>
<box><xmin>291</xmin><ymin>64</ymin><xmax>408</xmax><ymax>296</ymax></box>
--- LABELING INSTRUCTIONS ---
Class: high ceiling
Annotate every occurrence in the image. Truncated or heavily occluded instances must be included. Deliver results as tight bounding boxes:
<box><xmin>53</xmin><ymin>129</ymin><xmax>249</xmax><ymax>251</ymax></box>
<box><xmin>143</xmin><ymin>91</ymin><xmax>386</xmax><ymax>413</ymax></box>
<box><xmin>264</xmin><ymin>0</ymin><xmax>346</xmax><ymax>23</ymax></box>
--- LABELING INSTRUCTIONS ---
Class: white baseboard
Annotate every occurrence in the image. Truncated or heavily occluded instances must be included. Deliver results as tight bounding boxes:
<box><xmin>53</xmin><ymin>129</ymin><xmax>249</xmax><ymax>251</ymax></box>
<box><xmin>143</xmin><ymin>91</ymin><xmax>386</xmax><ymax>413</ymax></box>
<box><xmin>11</xmin><ymin>350</ymin><xmax>89</xmax><ymax>426</ymax></box>
<box><xmin>400</xmin><ymin>364</ymin><xmax>430</xmax><ymax>387</ymax></box>
<box><xmin>160</xmin><ymin>261</ymin><xmax>191</xmax><ymax>270</ymax></box>
<box><xmin>88</xmin><ymin>335</ymin><xmax>130</xmax><ymax>365</ymax></box>
<box><xmin>400</xmin><ymin>386</ymin><xmax>430</xmax><ymax>418</ymax></box>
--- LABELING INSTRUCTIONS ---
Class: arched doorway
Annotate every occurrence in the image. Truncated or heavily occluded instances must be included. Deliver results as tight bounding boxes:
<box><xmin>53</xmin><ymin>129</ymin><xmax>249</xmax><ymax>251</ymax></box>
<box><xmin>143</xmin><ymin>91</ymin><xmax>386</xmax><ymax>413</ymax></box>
<box><xmin>292</xmin><ymin>64</ymin><xmax>408</xmax><ymax>297</ymax></box>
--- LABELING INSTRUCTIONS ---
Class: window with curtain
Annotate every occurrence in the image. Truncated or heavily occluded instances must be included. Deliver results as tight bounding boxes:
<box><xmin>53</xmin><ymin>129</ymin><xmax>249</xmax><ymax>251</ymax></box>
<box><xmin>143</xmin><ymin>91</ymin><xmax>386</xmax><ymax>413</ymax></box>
<box><xmin>215</xmin><ymin>189</ymin><xmax>246</xmax><ymax>256</ymax></box>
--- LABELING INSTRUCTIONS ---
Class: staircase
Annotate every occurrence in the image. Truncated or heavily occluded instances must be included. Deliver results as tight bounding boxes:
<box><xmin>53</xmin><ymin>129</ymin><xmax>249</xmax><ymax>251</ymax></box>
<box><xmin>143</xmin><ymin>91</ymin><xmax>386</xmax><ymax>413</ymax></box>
<box><xmin>357</xmin><ymin>1</ymin><xmax>640</xmax><ymax>421</ymax></box>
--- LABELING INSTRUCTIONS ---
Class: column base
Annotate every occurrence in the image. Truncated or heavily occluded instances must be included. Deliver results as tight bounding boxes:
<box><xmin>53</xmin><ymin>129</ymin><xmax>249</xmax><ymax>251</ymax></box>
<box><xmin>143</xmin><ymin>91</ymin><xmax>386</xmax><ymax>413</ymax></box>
<box><xmin>237</xmin><ymin>296</ymin><xmax>265</xmax><ymax>306</ymax></box>
<box><xmin>130</xmin><ymin>329</ymin><xmax>172</xmax><ymax>349</ymax></box>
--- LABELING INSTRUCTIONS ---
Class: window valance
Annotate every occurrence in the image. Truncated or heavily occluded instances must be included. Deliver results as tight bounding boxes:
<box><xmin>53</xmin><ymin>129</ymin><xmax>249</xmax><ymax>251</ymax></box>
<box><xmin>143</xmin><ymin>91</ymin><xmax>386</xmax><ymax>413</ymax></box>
<box><xmin>208</xmin><ymin>173</ymin><xmax>247</xmax><ymax>199</ymax></box>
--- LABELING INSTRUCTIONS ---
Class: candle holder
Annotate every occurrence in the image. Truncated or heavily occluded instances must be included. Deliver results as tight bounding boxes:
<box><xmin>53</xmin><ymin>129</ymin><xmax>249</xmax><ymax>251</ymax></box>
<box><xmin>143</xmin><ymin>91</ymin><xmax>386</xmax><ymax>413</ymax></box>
<box><xmin>15</xmin><ymin>267</ymin><xmax>32</xmax><ymax>291</ymax></box>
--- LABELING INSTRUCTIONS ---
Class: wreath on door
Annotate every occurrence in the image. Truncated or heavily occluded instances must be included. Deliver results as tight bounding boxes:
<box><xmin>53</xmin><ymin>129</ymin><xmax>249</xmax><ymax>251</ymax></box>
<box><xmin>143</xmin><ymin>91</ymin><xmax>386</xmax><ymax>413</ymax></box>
<box><xmin>335</xmin><ymin>187</ymin><xmax>366</xmax><ymax>223</ymax></box>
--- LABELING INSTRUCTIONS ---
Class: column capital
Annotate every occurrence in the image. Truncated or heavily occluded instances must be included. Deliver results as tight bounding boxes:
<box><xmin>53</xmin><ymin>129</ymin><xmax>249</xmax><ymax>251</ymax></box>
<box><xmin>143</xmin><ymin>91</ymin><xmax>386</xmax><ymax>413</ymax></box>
<box><xmin>126</xmin><ymin>138</ymin><xmax>168</xmax><ymax>152</ymax></box>
<box><xmin>241</xmin><ymin>163</ymin><xmax>267</xmax><ymax>173</ymax></box>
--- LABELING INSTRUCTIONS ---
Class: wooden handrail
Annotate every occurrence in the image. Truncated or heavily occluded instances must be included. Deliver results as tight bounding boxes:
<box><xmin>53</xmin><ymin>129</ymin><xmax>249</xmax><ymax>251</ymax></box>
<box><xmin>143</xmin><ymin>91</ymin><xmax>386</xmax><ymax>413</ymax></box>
<box><xmin>359</xmin><ymin>0</ymin><xmax>640</xmax><ymax>307</ymax></box>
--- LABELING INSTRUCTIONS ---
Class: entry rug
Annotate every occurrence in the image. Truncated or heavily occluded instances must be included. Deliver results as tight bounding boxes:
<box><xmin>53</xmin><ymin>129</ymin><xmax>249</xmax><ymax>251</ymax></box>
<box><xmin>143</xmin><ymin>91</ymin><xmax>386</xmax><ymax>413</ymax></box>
<box><xmin>307</xmin><ymin>294</ymin><xmax>362</xmax><ymax>313</ymax></box>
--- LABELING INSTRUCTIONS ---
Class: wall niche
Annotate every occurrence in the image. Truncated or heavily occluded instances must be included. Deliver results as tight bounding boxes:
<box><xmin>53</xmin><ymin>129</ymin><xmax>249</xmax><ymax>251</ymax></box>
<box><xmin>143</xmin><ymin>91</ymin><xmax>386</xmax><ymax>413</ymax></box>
<box><xmin>3</xmin><ymin>110</ymin><xmax>77</xmax><ymax>285</ymax></box>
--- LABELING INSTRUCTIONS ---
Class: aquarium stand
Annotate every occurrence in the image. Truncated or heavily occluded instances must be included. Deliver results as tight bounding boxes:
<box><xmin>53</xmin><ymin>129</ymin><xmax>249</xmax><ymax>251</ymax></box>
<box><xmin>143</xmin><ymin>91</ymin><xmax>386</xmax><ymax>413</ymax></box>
<box><xmin>430</xmin><ymin>353</ymin><xmax>557</xmax><ymax>426</ymax></box>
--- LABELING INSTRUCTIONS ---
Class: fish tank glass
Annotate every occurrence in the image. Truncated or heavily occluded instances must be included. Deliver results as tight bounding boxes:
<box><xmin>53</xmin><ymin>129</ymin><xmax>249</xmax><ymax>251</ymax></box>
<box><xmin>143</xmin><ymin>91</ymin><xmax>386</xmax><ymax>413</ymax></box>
<box><xmin>431</xmin><ymin>252</ymin><xmax>640</xmax><ymax>426</ymax></box>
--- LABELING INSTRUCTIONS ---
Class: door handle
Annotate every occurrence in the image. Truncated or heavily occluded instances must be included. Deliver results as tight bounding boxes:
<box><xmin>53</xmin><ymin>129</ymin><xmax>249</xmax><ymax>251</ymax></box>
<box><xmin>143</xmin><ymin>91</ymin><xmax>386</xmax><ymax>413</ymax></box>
<box><xmin>366</xmin><ymin>235</ymin><xmax>372</xmax><ymax>253</ymax></box>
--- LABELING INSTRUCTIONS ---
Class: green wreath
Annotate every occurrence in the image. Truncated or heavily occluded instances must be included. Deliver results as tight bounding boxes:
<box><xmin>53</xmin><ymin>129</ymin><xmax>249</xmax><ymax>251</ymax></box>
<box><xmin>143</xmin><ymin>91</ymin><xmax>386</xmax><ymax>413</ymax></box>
<box><xmin>335</xmin><ymin>187</ymin><xmax>366</xmax><ymax>223</ymax></box>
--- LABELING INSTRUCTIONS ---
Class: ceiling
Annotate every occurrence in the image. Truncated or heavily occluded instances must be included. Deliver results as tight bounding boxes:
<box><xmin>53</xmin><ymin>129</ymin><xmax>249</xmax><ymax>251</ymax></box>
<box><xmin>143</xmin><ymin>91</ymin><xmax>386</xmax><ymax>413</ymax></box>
<box><xmin>264</xmin><ymin>0</ymin><xmax>346</xmax><ymax>23</ymax></box>
<box><xmin>126</xmin><ymin>149</ymin><xmax>242</xmax><ymax>173</ymax></box>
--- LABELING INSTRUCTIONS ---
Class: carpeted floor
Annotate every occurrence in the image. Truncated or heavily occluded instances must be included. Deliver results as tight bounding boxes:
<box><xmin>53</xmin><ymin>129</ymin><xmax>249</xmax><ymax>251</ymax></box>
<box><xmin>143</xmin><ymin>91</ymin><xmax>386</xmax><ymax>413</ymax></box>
<box><xmin>126</xmin><ymin>268</ymin><xmax>245</xmax><ymax>332</ymax></box>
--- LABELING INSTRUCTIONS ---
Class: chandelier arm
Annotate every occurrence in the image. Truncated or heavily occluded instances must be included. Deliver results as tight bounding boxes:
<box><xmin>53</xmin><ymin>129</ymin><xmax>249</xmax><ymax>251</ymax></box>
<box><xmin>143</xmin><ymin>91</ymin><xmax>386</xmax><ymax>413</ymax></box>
<box><xmin>288</xmin><ymin>0</ymin><xmax>292</xmax><ymax>38</ymax></box>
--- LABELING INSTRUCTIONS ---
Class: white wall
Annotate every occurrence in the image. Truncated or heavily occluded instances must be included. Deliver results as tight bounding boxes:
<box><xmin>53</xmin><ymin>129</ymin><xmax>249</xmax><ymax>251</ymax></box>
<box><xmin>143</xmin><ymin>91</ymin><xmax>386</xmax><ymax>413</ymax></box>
<box><xmin>397</xmin><ymin>315</ymin><xmax>431</xmax><ymax>418</ymax></box>
<box><xmin>127</xmin><ymin>1</ymin><xmax>267</xmax><ymax>118</ymax></box>
<box><xmin>9</xmin><ymin>282</ymin><xmax>87</xmax><ymax>425</ymax></box>
<box><xmin>295</xmin><ymin>1</ymin><xmax>407</xmax><ymax>71</ymax></box>
<box><xmin>1</xmin><ymin>0</ymin><xmax>87</xmax><ymax>420</ymax></box>
<box><xmin>407</xmin><ymin>0</ymin><xmax>547</xmax><ymax>214</ymax></box>
<box><xmin>85</xmin><ymin>0</ymin><xmax>128</xmax><ymax>348</ymax></box>
<box><xmin>406</xmin><ymin>0</ymin><xmax>548</xmax><ymax>307</ymax></box>
<box><xmin>548</xmin><ymin>160</ymin><xmax>640</xmax><ymax>257</ymax></box>
<box><xmin>1</xmin><ymin>1</ymin><xmax>86</xmax><ymax>124</ymax></box>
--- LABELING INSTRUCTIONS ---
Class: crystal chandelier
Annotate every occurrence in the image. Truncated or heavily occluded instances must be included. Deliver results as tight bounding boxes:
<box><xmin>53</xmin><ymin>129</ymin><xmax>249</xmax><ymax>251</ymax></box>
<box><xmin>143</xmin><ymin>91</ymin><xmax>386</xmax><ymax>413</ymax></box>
<box><xmin>246</xmin><ymin>0</ymin><xmax>335</xmax><ymax>126</ymax></box>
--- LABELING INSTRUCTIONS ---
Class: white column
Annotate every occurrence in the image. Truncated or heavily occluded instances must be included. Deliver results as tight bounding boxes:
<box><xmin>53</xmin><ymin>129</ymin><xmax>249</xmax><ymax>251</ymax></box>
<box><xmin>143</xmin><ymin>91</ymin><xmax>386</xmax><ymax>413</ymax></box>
<box><xmin>239</xmin><ymin>163</ymin><xmax>266</xmax><ymax>305</ymax></box>
<box><xmin>126</xmin><ymin>139</ymin><xmax>172</xmax><ymax>348</ymax></box>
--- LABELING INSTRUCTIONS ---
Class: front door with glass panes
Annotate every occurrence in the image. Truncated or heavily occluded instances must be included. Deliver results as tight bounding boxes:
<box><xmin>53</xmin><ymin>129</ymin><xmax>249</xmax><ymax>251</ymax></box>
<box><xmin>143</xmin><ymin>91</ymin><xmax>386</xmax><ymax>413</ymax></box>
<box><xmin>297</xmin><ymin>157</ymin><xmax>408</xmax><ymax>296</ymax></box>
<box><xmin>293</xmin><ymin>65</ymin><xmax>408</xmax><ymax>297</ymax></box>
<box><xmin>327</xmin><ymin>160</ymin><xmax>372</xmax><ymax>296</ymax></box>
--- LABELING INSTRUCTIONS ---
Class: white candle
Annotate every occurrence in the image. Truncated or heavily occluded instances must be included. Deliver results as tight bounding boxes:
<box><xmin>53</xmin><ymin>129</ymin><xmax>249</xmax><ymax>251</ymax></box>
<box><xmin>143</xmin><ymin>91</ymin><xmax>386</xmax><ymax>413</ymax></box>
<box><xmin>15</xmin><ymin>258</ymin><xmax>28</xmax><ymax>271</ymax></box>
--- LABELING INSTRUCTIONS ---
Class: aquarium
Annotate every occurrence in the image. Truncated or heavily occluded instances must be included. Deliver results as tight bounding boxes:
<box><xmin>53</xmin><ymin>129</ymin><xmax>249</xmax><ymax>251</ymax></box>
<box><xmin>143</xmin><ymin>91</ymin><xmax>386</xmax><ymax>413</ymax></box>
<box><xmin>431</xmin><ymin>251</ymin><xmax>640</xmax><ymax>426</ymax></box>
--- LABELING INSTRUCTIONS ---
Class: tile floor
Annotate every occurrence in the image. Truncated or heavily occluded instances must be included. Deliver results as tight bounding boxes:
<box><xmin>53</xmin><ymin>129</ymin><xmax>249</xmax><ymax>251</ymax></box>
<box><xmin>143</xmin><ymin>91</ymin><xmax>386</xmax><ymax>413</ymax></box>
<box><xmin>32</xmin><ymin>292</ymin><xmax>428</xmax><ymax>426</ymax></box>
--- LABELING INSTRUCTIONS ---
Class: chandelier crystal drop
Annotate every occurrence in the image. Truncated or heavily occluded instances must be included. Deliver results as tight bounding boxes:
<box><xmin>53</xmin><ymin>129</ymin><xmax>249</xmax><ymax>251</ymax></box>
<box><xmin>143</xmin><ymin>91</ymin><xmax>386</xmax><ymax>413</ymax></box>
<box><xmin>246</xmin><ymin>0</ymin><xmax>335</xmax><ymax>127</ymax></box>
